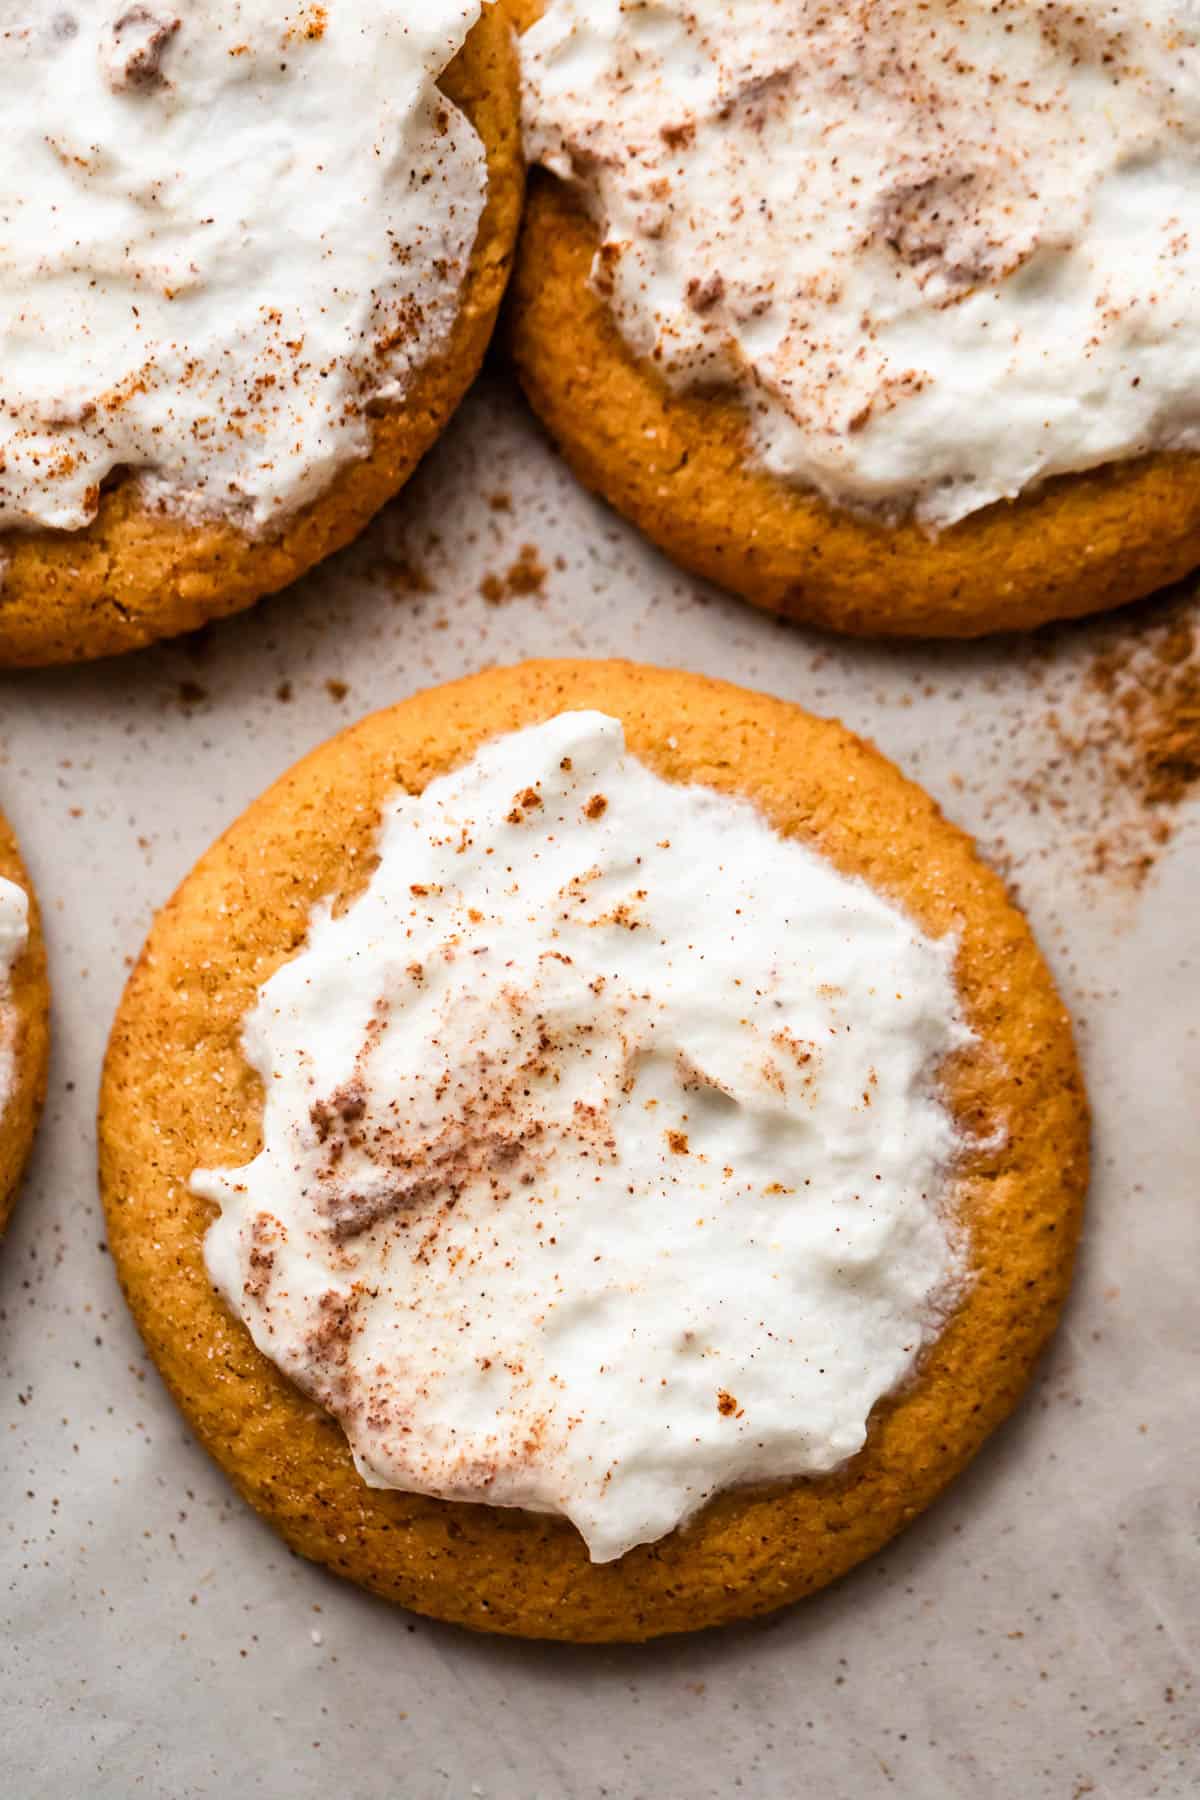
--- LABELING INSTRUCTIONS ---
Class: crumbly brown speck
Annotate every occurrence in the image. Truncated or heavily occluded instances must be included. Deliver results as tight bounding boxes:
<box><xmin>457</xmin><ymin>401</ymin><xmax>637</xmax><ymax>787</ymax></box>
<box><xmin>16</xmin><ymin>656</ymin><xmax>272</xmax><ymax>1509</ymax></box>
<box><xmin>480</xmin><ymin>543</ymin><xmax>549</xmax><ymax>605</ymax></box>
<box><xmin>506</xmin><ymin>786</ymin><xmax>544</xmax><ymax>824</ymax></box>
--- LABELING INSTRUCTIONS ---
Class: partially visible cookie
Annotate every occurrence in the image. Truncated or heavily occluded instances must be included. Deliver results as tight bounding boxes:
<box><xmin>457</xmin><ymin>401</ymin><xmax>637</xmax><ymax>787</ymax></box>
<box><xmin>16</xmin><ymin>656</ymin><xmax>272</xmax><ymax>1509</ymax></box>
<box><xmin>0</xmin><ymin>813</ymin><xmax>50</xmax><ymax>1235</ymax></box>
<box><xmin>0</xmin><ymin>4</ymin><xmax>523</xmax><ymax>666</ymax></box>
<box><xmin>100</xmin><ymin>660</ymin><xmax>1088</xmax><ymax>1641</ymax></box>
<box><xmin>510</xmin><ymin>3</ymin><xmax>1200</xmax><ymax>637</ymax></box>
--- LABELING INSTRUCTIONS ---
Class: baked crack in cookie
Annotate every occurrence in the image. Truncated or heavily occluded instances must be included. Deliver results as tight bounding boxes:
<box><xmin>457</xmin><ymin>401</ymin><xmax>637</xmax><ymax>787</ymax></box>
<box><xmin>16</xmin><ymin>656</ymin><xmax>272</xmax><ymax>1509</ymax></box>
<box><xmin>0</xmin><ymin>813</ymin><xmax>50</xmax><ymax>1236</ymax></box>
<box><xmin>511</xmin><ymin>1</ymin><xmax>1200</xmax><ymax>636</ymax></box>
<box><xmin>0</xmin><ymin>2</ymin><xmax>522</xmax><ymax>665</ymax></box>
<box><xmin>100</xmin><ymin>661</ymin><xmax>1088</xmax><ymax>1640</ymax></box>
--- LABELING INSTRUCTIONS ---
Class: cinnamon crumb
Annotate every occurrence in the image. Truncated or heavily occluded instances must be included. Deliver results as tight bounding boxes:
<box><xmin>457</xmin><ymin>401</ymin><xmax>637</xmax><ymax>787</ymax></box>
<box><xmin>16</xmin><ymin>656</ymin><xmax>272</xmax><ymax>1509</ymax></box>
<box><xmin>506</xmin><ymin>787</ymin><xmax>543</xmax><ymax>825</ymax></box>
<box><xmin>480</xmin><ymin>544</ymin><xmax>548</xmax><ymax>605</ymax></box>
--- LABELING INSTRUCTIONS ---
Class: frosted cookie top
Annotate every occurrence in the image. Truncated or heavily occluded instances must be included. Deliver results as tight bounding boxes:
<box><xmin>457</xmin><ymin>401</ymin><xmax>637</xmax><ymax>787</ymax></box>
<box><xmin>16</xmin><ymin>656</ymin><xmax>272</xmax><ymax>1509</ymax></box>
<box><xmin>196</xmin><ymin>712</ymin><xmax>972</xmax><ymax>1563</ymax></box>
<box><xmin>521</xmin><ymin>0</ymin><xmax>1200</xmax><ymax>529</ymax></box>
<box><xmin>0</xmin><ymin>3</ymin><xmax>486</xmax><ymax>535</ymax></box>
<box><xmin>0</xmin><ymin>879</ymin><xmax>30</xmax><ymax>1115</ymax></box>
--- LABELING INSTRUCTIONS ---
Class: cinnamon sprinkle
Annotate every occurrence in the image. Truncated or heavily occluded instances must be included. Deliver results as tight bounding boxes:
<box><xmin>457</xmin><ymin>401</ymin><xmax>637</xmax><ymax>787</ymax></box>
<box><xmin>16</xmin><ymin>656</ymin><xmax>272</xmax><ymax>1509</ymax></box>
<box><xmin>480</xmin><ymin>544</ymin><xmax>548</xmax><ymax>605</ymax></box>
<box><xmin>1014</xmin><ymin>587</ymin><xmax>1200</xmax><ymax>889</ymax></box>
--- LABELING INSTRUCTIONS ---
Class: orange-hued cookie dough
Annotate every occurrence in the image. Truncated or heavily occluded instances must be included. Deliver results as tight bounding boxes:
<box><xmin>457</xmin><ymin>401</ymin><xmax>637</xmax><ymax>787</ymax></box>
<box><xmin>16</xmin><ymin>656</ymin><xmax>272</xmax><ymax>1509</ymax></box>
<box><xmin>507</xmin><ymin>1</ymin><xmax>1200</xmax><ymax>639</ymax></box>
<box><xmin>99</xmin><ymin>661</ymin><xmax>1088</xmax><ymax>1641</ymax></box>
<box><xmin>0</xmin><ymin>8</ymin><xmax>523</xmax><ymax>668</ymax></box>
<box><xmin>0</xmin><ymin>813</ymin><xmax>50</xmax><ymax>1236</ymax></box>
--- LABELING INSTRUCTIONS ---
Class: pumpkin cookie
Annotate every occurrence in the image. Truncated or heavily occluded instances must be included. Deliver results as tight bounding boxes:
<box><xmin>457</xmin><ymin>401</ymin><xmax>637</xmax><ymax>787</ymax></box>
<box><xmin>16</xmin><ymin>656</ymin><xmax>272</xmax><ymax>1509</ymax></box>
<box><xmin>0</xmin><ymin>3</ymin><xmax>523</xmax><ymax>666</ymax></box>
<box><xmin>510</xmin><ymin>1</ymin><xmax>1200</xmax><ymax>637</ymax></box>
<box><xmin>100</xmin><ymin>661</ymin><xmax>1087</xmax><ymax>1641</ymax></box>
<box><xmin>0</xmin><ymin>814</ymin><xmax>50</xmax><ymax>1236</ymax></box>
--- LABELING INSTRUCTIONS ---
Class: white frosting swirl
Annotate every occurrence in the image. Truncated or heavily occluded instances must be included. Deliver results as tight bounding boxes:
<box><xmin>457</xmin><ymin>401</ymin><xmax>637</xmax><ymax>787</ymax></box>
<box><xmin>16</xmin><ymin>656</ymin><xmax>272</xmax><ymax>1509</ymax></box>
<box><xmin>0</xmin><ymin>879</ymin><xmax>30</xmax><ymax>1116</ymax></box>
<box><xmin>195</xmin><ymin>713</ymin><xmax>972</xmax><ymax>1562</ymax></box>
<box><xmin>0</xmin><ymin>1</ymin><xmax>486</xmax><ymax>534</ymax></box>
<box><xmin>521</xmin><ymin>0</ymin><xmax>1200</xmax><ymax>527</ymax></box>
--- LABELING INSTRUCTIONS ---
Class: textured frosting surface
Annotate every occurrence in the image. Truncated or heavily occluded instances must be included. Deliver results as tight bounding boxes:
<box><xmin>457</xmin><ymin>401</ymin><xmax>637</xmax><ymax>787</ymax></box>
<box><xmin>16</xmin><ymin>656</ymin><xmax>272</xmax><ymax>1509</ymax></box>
<box><xmin>521</xmin><ymin>0</ymin><xmax>1200</xmax><ymax>527</ymax></box>
<box><xmin>0</xmin><ymin>878</ymin><xmax>29</xmax><ymax>1115</ymax></box>
<box><xmin>0</xmin><ymin>1</ymin><xmax>485</xmax><ymax>534</ymax></box>
<box><xmin>196</xmin><ymin>713</ymin><xmax>971</xmax><ymax>1562</ymax></box>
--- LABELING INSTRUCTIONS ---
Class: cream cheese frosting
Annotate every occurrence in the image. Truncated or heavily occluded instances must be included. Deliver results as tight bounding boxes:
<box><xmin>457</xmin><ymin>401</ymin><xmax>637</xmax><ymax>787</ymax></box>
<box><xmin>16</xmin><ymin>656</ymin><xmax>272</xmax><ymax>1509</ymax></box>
<box><xmin>195</xmin><ymin>713</ymin><xmax>973</xmax><ymax>1563</ymax></box>
<box><xmin>0</xmin><ymin>2</ymin><xmax>486</xmax><ymax>535</ymax></box>
<box><xmin>0</xmin><ymin>878</ymin><xmax>29</xmax><ymax>1115</ymax></box>
<box><xmin>521</xmin><ymin>0</ymin><xmax>1200</xmax><ymax>528</ymax></box>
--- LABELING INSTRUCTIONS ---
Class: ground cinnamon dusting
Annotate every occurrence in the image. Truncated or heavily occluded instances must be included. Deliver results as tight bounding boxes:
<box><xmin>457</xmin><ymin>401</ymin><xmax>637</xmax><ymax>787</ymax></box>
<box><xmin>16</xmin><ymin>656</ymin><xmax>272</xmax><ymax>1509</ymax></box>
<box><xmin>372</xmin><ymin>546</ymin><xmax>434</xmax><ymax>597</ymax></box>
<box><xmin>1089</xmin><ymin>618</ymin><xmax>1200</xmax><ymax>811</ymax></box>
<box><xmin>1033</xmin><ymin>588</ymin><xmax>1200</xmax><ymax>886</ymax></box>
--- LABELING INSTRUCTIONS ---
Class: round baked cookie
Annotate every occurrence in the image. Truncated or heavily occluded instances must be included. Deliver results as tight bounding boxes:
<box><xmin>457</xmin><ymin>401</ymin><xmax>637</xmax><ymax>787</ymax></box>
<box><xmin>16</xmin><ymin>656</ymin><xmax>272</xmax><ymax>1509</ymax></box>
<box><xmin>0</xmin><ymin>5</ymin><xmax>523</xmax><ymax>667</ymax></box>
<box><xmin>100</xmin><ymin>660</ymin><xmax>1088</xmax><ymax>1642</ymax></box>
<box><xmin>0</xmin><ymin>814</ymin><xmax>50</xmax><ymax>1237</ymax></box>
<box><xmin>508</xmin><ymin>3</ymin><xmax>1200</xmax><ymax>638</ymax></box>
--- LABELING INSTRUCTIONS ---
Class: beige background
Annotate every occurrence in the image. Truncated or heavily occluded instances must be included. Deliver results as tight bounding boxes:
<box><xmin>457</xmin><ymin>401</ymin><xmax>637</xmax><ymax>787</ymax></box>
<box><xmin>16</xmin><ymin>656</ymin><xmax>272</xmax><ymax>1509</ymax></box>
<box><xmin>1</xmin><ymin>368</ymin><xmax>1196</xmax><ymax>1798</ymax></box>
